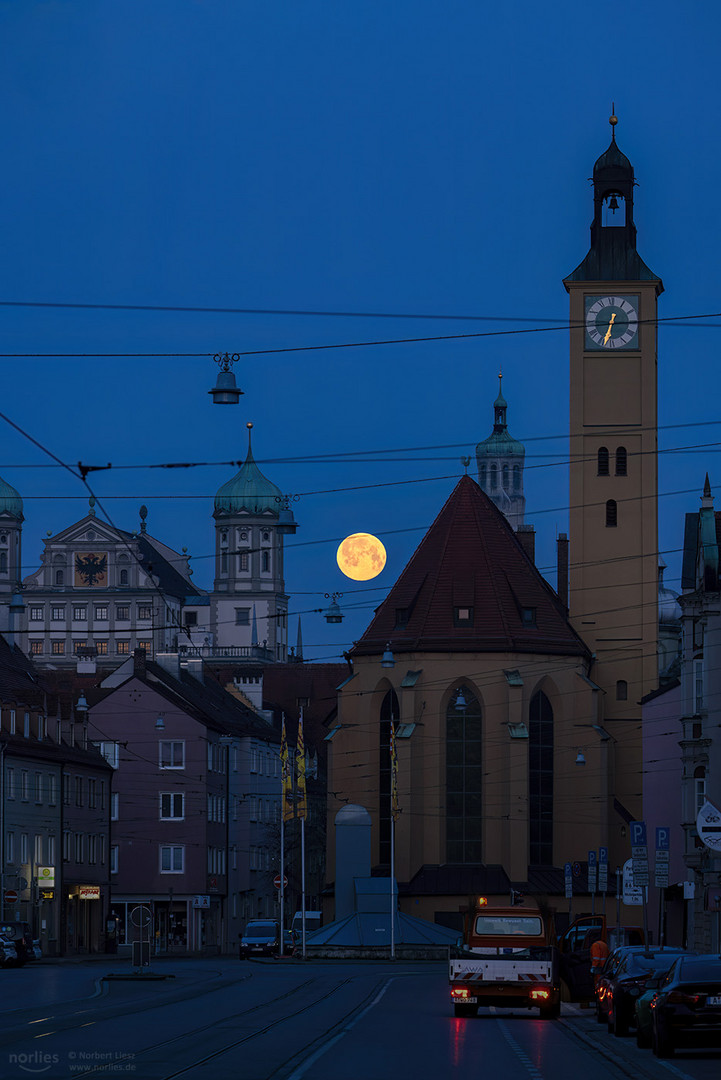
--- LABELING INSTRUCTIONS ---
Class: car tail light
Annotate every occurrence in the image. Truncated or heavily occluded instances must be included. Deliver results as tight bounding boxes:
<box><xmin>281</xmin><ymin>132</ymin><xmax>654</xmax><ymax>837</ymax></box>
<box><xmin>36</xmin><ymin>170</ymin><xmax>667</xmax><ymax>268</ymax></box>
<box><xmin>666</xmin><ymin>991</ymin><xmax>701</xmax><ymax>1006</ymax></box>
<box><xmin>531</xmin><ymin>988</ymin><xmax>550</xmax><ymax>1001</ymax></box>
<box><xmin>451</xmin><ymin>988</ymin><xmax>470</xmax><ymax>999</ymax></box>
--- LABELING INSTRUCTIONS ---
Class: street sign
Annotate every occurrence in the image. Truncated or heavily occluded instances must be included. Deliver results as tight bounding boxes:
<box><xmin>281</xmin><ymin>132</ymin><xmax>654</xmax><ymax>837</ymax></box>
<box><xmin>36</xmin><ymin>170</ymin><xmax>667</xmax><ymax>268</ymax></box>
<box><xmin>564</xmin><ymin>862</ymin><xmax>572</xmax><ymax>899</ymax></box>
<box><xmin>588</xmin><ymin>850</ymin><xmax>597</xmax><ymax>893</ymax></box>
<box><xmin>3</xmin><ymin>890</ymin><xmax>18</xmax><ymax>905</ymax></box>
<box><xmin>622</xmin><ymin>858</ymin><xmax>643</xmax><ymax>906</ymax></box>
<box><xmin>655</xmin><ymin>826</ymin><xmax>670</xmax><ymax>888</ymax></box>
<box><xmin>130</xmin><ymin>905</ymin><xmax>152</xmax><ymax>929</ymax></box>
<box><xmin>598</xmin><ymin>847</ymin><xmax>608</xmax><ymax>892</ymax></box>
<box><xmin>631</xmin><ymin>821</ymin><xmax>650</xmax><ymax>887</ymax></box>
<box><xmin>273</xmin><ymin>874</ymin><xmax>289</xmax><ymax>891</ymax></box>
<box><xmin>696</xmin><ymin>801</ymin><xmax>721</xmax><ymax>852</ymax></box>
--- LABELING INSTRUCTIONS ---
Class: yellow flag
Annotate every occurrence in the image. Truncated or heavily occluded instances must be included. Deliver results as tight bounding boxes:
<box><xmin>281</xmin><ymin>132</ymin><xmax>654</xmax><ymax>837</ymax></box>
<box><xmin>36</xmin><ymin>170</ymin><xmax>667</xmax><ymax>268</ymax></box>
<box><xmin>390</xmin><ymin>719</ymin><xmax>399</xmax><ymax>821</ymax></box>
<box><xmin>296</xmin><ymin>712</ymin><xmax>307</xmax><ymax>820</ymax></box>
<box><xmin>281</xmin><ymin>716</ymin><xmax>294</xmax><ymax>823</ymax></box>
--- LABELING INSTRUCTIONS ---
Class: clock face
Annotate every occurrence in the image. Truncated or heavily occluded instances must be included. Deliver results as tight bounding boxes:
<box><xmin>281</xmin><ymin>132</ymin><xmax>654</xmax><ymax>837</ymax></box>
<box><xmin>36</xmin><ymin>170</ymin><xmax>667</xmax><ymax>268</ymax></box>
<box><xmin>585</xmin><ymin>294</ymin><xmax>639</xmax><ymax>350</ymax></box>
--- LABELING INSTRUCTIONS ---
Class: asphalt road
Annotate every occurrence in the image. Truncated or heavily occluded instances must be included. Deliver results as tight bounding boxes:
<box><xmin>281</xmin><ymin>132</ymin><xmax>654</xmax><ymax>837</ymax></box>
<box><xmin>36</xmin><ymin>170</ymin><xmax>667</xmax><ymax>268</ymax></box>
<box><xmin>0</xmin><ymin>958</ymin><xmax>719</xmax><ymax>1080</ymax></box>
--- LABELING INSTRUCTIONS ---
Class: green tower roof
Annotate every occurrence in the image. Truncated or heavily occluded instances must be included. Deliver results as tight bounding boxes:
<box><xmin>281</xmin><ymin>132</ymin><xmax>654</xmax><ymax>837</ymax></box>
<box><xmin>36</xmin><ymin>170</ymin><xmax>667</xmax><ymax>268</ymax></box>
<box><xmin>214</xmin><ymin>424</ymin><xmax>282</xmax><ymax>516</ymax></box>
<box><xmin>0</xmin><ymin>475</ymin><xmax>23</xmax><ymax>520</ymax></box>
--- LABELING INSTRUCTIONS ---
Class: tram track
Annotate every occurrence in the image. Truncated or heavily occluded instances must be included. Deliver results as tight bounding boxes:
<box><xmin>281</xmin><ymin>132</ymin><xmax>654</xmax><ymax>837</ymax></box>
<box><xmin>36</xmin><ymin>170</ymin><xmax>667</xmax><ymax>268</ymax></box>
<box><xmin>50</xmin><ymin>972</ymin><xmax>374</xmax><ymax>1080</ymax></box>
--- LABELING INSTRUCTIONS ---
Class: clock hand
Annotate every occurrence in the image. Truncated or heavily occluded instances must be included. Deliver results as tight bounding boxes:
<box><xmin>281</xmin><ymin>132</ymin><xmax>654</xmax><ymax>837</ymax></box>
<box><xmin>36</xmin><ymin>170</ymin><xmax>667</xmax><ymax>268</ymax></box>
<box><xmin>603</xmin><ymin>312</ymin><xmax>617</xmax><ymax>345</ymax></box>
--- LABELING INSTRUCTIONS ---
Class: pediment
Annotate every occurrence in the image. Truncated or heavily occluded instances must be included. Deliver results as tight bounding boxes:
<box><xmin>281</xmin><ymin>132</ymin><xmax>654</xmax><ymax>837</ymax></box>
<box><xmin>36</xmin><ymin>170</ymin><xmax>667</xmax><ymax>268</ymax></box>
<box><xmin>46</xmin><ymin>516</ymin><xmax>131</xmax><ymax>547</ymax></box>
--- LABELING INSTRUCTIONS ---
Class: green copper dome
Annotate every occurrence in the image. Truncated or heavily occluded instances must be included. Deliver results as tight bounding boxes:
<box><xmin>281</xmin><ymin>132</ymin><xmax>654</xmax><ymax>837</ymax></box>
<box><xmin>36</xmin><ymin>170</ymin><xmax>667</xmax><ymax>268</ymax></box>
<box><xmin>0</xmin><ymin>475</ymin><xmax>23</xmax><ymax>520</ymax></box>
<box><xmin>475</xmin><ymin>376</ymin><xmax>525</xmax><ymax>458</ymax></box>
<box><xmin>476</xmin><ymin>429</ymin><xmax>525</xmax><ymax>458</ymax></box>
<box><xmin>214</xmin><ymin>425</ymin><xmax>282</xmax><ymax>515</ymax></box>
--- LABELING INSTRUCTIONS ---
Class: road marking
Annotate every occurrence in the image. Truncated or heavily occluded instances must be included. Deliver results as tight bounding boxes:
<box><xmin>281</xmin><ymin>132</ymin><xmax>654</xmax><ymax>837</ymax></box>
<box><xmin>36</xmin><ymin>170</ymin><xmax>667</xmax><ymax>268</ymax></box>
<box><xmin>495</xmin><ymin>1017</ymin><xmax>544</xmax><ymax>1080</ymax></box>
<box><xmin>285</xmin><ymin>978</ymin><xmax>396</xmax><ymax>1080</ymax></box>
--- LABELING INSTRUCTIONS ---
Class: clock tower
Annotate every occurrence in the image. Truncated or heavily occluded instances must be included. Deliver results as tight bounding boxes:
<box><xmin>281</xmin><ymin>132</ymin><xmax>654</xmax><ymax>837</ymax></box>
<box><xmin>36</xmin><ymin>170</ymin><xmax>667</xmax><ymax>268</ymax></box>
<box><xmin>564</xmin><ymin>114</ymin><xmax>662</xmax><ymax>838</ymax></box>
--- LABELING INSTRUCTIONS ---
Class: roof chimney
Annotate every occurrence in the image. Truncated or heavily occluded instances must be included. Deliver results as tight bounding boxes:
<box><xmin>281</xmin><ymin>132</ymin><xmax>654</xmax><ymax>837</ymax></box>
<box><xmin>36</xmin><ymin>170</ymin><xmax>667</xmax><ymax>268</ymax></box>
<box><xmin>133</xmin><ymin>648</ymin><xmax>147</xmax><ymax>679</ymax></box>
<box><xmin>557</xmin><ymin>533</ymin><xmax>569</xmax><ymax>611</ymax></box>
<box><xmin>516</xmin><ymin>524</ymin><xmax>536</xmax><ymax>564</ymax></box>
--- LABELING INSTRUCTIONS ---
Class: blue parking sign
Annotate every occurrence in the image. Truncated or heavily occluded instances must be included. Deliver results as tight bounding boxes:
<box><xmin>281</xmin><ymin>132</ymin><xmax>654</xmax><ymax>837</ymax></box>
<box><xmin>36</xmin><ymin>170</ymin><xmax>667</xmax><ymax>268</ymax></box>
<box><xmin>656</xmin><ymin>827</ymin><xmax>670</xmax><ymax>850</ymax></box>
<box><xmin>630</xmin><ymin>821</ymin><xmax>647</xmax><ymax>847</ymax></box>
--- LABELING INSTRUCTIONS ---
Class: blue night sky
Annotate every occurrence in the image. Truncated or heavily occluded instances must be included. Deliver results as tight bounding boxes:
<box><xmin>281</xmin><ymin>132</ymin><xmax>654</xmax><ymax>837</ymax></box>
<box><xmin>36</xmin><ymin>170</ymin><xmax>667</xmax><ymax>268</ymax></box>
<box><xmin>0</xmin><ymin>2</ymin><xmax>718</xmax><ymax>659</ymax></box>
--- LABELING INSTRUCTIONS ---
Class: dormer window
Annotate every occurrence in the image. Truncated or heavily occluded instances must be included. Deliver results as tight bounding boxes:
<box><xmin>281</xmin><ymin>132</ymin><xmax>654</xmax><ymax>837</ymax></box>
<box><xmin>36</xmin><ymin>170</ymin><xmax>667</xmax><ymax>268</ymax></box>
<box><xmin>520</xmin><ymin>607</ymin><xmax>536</xmax><ymax>627</ymax></box>
<box><xmin>453</xmin><ymin>606</ymin><xmax>474</xmax><ymax>627</ymax></box>
<box><xmin>395</xmin><ymin>608</ymin><xmax>409</xmax><ymax>629</ymax></box>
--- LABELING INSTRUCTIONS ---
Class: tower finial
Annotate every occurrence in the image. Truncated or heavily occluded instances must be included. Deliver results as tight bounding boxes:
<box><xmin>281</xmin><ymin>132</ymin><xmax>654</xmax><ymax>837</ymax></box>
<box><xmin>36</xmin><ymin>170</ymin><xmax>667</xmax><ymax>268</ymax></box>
<box><xmin>609</xmin><ymin>103</ymin><xmax>618</xmax><ymax>140</ymax></box>
<box><xmin>246</xmin><ymin>421</ymin><xmax>253</xmax><ymax>457</ymax></box>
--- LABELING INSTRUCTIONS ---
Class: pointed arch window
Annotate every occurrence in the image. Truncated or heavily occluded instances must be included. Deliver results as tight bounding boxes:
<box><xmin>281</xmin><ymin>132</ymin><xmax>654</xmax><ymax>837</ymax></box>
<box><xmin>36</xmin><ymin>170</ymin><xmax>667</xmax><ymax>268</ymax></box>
<box><xmin>379</xmin><ymin>688</ymin><xmax>400</xmax><ymax>867</ymax></box>
<box><xmin>513</xmin><ymin>464</ymin><xmax>521</xmax><ymax>493</ymax></box>
<box><xmin>529</xmin><ymin>690</ymin><xmax>553</xmax><ymax>865</ymax></box>
<box><xmin>446</xmin><ymin>686</ymin><xmax>482</xmax><ymax>864</ymax></box>
<box><xmin>606</xmin><ymin>500</ymin><xmax>618</xmax><ymax>528</ymax></box>
<box><xmin>597</xmin><ymin>447</ymin><xmax>609</xmax><ymax>476</ymax></box>
<box><xmin>615</xmin><ymin>446</ymin><xmax>627</xmax><ymax>476</ymax></box>
<box><xmin>502</xmin><ymin>463</ymin><xmax>509</xmax><ymax>490</ymax></box>
<box><xmin>490</xmin><ymin>463</ymin><xmax>498</xmax><ymax>491</ymax></box>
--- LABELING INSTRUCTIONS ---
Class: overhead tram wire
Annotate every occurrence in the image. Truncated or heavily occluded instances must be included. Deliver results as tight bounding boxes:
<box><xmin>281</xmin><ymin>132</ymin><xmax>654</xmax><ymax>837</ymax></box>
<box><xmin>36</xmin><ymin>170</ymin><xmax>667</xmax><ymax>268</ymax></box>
<box><xmin>0</xmin><ymin>310</ymin><xmax>719</xmax><ymax>359</ymax></box>
<box><xmin>0</xmin><ymin>410</ymin><xmax>193</xmax><ymax>648</ymax></box>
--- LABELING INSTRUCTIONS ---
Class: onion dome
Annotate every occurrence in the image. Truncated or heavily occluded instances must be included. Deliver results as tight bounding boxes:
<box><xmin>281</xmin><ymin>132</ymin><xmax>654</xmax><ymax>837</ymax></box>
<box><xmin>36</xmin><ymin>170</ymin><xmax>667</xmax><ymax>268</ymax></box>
<box><xmin>0</xmin><ymin>474</ymin><xmax>23</xmax><ymax>520</ymax></box>
<box><xmin>476</xmin><ymin>375</ymin><xmax>525</xmax><ymax>458</ymax></box>
<box><xmin>658</xmin><ymin>560</ymin><xmax>682</xmax><ymax>625</ymax></box>
<box><xmin>214</xmin><ymin>424</ymin><xmax>282</xmax><ymax>515</ymax></box>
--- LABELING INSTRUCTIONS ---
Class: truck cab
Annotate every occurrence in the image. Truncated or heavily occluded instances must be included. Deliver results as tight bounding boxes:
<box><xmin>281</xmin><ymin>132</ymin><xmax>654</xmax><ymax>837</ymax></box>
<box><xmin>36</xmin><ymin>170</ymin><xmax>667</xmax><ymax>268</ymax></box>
<box><xmin>449</xmin><ymin>898</ymin><xmax>561</xmax><ymax>1019</ymax></box>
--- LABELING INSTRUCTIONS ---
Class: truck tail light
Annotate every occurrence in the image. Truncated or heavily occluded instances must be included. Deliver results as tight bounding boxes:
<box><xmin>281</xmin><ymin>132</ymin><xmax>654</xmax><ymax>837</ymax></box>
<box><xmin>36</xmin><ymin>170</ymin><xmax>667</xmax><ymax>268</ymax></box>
<box><xmin>531</xmin><ymin>988</ymin><xmax>550</xmax><ymax>1001</ymax></box>
<box><xmin>451</xmin><ymin>988</ymin><xmax>470</xmax><ymax>999</ymax></box>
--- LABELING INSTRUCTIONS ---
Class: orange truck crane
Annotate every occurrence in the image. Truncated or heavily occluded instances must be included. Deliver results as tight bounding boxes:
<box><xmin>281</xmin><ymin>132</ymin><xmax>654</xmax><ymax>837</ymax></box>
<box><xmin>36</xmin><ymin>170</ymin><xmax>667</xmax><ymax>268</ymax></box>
<box><xmin>449</xmin><ymin>897</ymin><xmax>561</xmax><ymax>1019</ymax></box>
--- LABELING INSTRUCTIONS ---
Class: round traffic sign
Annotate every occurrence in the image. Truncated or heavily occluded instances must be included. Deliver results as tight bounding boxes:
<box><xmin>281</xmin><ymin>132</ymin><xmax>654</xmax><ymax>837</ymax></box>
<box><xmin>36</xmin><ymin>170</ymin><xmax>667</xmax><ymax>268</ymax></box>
<box><xmin>273</xmin><ymin>875</ymin><xmax>288</xmax><ymax>891</ymax></box>
<box><xmin>4</xmin><ymin>890</ymin><xmax>18</xmax><ymax>904</ymax></box>
<box><xmin>130</xmin><ymin>904</ymin><xmax>152</xmax><ymax>929</ymax></box>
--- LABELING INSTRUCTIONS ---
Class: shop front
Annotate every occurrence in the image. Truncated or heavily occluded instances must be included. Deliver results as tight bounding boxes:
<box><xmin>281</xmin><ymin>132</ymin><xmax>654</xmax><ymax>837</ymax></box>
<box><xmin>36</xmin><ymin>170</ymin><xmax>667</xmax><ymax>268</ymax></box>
<box><xmin>65</xmin><ymin>884</ymin><xmax>106</xmax><ymax>954</ymax></box>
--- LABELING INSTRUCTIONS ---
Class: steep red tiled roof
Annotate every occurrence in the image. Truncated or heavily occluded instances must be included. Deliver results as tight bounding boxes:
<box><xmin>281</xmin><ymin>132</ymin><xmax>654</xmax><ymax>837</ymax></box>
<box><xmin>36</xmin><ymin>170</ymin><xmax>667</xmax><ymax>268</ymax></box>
<box><xmin>352</xmin><ymin>476</ymin><xmax>589</xmax><ymax>658</ymax></box>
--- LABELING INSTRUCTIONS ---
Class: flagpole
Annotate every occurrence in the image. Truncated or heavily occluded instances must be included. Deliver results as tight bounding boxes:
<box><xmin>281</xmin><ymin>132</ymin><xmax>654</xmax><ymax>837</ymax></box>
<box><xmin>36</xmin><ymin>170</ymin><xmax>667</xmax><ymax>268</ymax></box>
<box><xmin>296</xmin><ymin>707</ymin><xmax>307</xmax><ymax>960</ymax></box>
<box><xmin>390</xmin><ymin>715</ymin><xmax>397</xmax><ymax>962</ymax></box>
<box><xmin>301</xmin><ymin>815</ymin><xmax>307</xmax><ymax>959</ymax></box>
<box><xmin>390</xmin><ymin>806</ymin><xmax>396</xmax><ymax>961</ymax></box>
<box><xmin>280</xmin><ymin>714</ymin><xmax>290</xmax><ymax>957</ymax></box>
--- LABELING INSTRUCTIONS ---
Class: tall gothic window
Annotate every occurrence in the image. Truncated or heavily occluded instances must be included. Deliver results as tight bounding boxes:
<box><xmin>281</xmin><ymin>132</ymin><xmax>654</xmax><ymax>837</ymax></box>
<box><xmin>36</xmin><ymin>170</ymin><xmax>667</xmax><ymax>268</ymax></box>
<box><xmin>615</xmin><ymin>446</ymin><xmax>627</xmax><ymax>476</ymax></box>
<box><xmin>513</xmin><ymin>464</ymin><xmax>521</xmax><ymax>492</ymax></box>
<box><xmin>479</xmin><ymin>463</ymin><xmax>487</xmax><ymax>488</ymax></box>
<box><xmin>490</xmin><ymin>463</ymin><xmax>498</xmax><ymax>491</ymax></box>
<box><xmin>379</xmin><ymin>688</ymin><xmax>400</xmax><ymax>867</ymax></box>
<box><xmin>529</xmin><ymin>690</ymin><xmax>553</xmax><ymax>865</ymax></box>
<box><xmin>502</xmin><ymin>463</ymin><xmax>509</xmax><ymax>490</ymax></box>
<box><xmin>446</xmin><ymin>686</ymin><xmax>482</xmax><ymax>864</ymax></box>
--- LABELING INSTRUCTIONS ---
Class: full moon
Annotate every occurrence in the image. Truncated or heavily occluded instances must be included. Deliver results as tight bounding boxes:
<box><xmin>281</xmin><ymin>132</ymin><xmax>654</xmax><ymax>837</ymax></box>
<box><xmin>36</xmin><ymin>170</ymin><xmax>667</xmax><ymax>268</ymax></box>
<box><xmin>336</xmin><ymin>533</ymin><xmax>387</xmax><ymax>581</ymax></box>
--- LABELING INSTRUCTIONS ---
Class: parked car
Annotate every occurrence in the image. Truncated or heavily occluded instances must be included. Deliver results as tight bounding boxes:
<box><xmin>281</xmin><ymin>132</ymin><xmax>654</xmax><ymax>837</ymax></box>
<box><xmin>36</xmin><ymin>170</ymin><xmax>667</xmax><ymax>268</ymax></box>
<box><xmin>651</xmin><ymin>954</ymin><xmax>721</xmax><ymax>1057</ymax></box>
<box><xmin>0</xmin><ymin>922</ymin><xmax>33</xmax><ymax>966</ymax></box>
<box><xmin>239</xmin><ymin>920</ymin><xmax>280</xmax><ymax>958</ymax></box>
<box><xmin>0</xmin><ymin>933</ymin><xmax>19</xmax><ymax>967</ymax></box>
<box><xmin>605</xmin><ymin>948</ymin><xmax>692</xmax><ymax>1036</ymax></box>
<box><xmin>595</xmin><ymin>946</ymin><xmax>643</xmax><ymax>1024</ymax></box>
